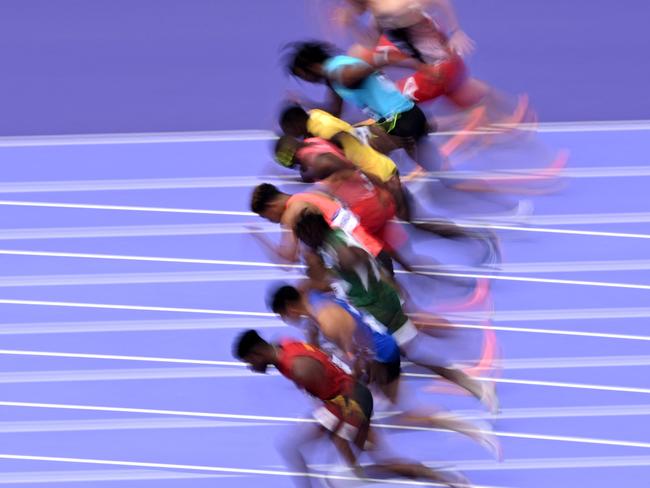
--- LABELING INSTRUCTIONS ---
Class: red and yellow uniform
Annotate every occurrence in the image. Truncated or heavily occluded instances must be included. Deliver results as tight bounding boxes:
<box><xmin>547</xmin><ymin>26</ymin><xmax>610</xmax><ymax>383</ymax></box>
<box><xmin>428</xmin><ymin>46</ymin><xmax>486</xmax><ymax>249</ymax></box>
<box><xmin>275</xmin><ymin>340</ymin><xmax>373</xmax><ymax>444</ymax></box>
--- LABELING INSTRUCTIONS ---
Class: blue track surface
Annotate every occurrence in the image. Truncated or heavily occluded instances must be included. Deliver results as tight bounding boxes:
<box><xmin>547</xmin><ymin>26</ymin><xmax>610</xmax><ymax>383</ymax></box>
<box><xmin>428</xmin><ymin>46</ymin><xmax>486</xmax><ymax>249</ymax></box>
<box><xmin>0</xmin><ymin>126</ymin><xmax>648</xmax><ymax>487</ymax></box>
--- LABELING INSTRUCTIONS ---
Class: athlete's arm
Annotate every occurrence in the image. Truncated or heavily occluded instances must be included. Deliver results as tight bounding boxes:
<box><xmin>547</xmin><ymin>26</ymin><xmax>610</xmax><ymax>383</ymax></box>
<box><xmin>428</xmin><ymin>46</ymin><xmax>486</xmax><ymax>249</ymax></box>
<box><xmin>427</xmin><ymin>0</ymin><xmax>475</xmax><ymax>56</ymax></box>
<box><xmin>335</xmin><ymin>242</ymin><xmax>373</xmax><ymax>273</ymax></box>
<box><xmin>307</xmin><ymin>153</ymin><xmax>357</xmax><ymax>181</ymax></box>
<box><xmin>290</xmin><ymin>88</ymin><xmax>344</xmax><ymax>119</ymax></box>
<box><xmin>249</xmin><ymin>229</ymin><xmax>300</xmax><ymax>265</ymax></box>
<box><xmin>321</xmin><ymin>167</ymin><xmax>358</xmax><ymax>192</ymax></box>
<box><xmin>328</xmin><ymin>131</ymin><xmax>393</xmax><ymax>187</ymax></box>
<box><xmin>291</xmin><ymin>355</ymin><xmax>327</xmax><ymax>390</ymax></box>
<box><xmin>252</xmin><ymin>201</ymin><xmax>312</xmax><ymax>264</ymax></box>
<box><xmin>326</xmin><ymin>88</ymin><xmax>345</xmax><ymax>118</ymax></box>
<box><xmin>329</xmin><ymin>62</ymin><xmax>378</xmax><ymax>88</ymax></box>
<box><xmin>302</xmin><ymin>251</ymin><xmax>334</xmax><ymax>292</ymax></box>
<box><xmin>317</xmin><ymin>305</ymin><xmax>358</xmax><ymax>362</ymax></box>
<box><xmin>304</xmin><ymin>321</ymin><xmax>321</xmax><ymax>346</ymax></box>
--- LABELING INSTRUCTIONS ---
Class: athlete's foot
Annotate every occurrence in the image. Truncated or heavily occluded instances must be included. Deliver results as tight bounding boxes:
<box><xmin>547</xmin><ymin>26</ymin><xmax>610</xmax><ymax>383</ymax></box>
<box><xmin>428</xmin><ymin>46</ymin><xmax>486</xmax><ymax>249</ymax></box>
<box><xmin>471</xmin><ymin>420</ymin><xmax>504</xmax><ymax>461</ymax></box>
<box><xmin>479</xmin><ymin>381</ymin><xmax>500</xmax><ymax>415</ymax></box>
<box><xmin>441</xmin><ymin>470</ymin><xmax>473</xmax><ymax>488</ymax></box>
<box><xmin>441</xmin><ymin>105</ymin><xmax>487</xmax><ymax>162</ymax></box>
<box><xmin>469</xmin><ymin>229</ymin><xmax>502</xmax><ymax>267</ymax></box>
<box><xmin>489</xmin><ymin>94</ymin><xmax>530</xmax><ymax>132</ymax></box>
<box><xmin>404</xmin><ymin>165</ymin><xmax>427</xmax><ymax>182</ymax></box>
<box><xmin>441</xmin><ymin>277</ymin><xmax>491</xmax><ymax>312</ymax></box>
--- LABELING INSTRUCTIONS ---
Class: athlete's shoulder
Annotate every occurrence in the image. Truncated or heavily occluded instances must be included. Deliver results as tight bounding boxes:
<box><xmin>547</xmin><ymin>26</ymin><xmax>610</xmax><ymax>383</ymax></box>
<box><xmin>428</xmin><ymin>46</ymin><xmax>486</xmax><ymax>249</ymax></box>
<box><xmin>280</xmin><ymin>339</ymin><xmax>317</xmax><ymax>355</ymax></box>
<box><xmin>325</xmin><ymin>55</ymin><xmax>369</xmax><ymax>73</ymax></box>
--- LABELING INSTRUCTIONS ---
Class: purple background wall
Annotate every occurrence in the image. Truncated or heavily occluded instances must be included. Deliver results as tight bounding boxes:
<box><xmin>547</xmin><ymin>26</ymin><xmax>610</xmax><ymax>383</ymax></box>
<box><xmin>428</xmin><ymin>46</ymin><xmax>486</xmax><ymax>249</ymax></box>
<box><xmin>0</xmin><ymin>0</ymin><xmax>648</xmax><ymax>136</ymax></box>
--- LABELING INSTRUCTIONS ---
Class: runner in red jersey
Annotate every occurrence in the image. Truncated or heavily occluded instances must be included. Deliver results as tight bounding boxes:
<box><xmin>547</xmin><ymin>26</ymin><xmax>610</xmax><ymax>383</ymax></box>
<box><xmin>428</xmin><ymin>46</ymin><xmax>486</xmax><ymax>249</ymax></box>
<box><xmin>234</xmin><ymin>329</ymin><xmax>471</xmax><ymax>487</ymax></box>
<box><xmin>249</xmin><ymin>182</ymin><xmax>398</xmax><ymax>273</ymax></box>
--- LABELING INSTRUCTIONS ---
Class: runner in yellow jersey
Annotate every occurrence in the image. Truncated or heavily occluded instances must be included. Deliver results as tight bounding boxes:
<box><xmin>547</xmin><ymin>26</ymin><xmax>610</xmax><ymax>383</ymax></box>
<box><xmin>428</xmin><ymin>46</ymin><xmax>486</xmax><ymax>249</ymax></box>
<box><xmin>279</xmin><ymin>105</ymin><xmax>398</xmax><ymax>182</ymax></box>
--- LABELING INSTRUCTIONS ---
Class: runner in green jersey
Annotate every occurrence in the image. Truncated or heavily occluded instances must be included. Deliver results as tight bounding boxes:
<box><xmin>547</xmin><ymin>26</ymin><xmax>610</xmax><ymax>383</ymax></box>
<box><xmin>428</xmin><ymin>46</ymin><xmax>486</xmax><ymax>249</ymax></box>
<box><xmin>294</xmin><ymin>210</ymin><xmax>498</xmax><ymax>414</ymax></box>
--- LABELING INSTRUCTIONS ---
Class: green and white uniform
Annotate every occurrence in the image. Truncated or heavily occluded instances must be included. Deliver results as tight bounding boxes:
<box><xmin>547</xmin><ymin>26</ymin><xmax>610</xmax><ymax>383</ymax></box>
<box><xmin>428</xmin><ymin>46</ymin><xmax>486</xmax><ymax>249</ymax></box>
<box><xmin>319</xmin><ymin>229</ymin><xmax>418</xmax><ymax>346</ymax></box>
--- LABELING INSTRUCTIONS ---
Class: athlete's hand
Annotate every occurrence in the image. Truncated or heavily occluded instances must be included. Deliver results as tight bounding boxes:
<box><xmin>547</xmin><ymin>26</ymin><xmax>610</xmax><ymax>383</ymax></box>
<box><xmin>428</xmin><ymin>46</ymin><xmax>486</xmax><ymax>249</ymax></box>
<box><xmin>448</xmin><ymin>30</ymin><xmax>475</xmax><ymax>57</ymax></box>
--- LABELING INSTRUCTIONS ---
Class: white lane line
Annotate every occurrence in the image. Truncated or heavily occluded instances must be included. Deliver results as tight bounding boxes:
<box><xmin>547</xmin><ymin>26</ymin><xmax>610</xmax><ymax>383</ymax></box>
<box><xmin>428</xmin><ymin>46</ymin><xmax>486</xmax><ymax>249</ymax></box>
<box><xmin>309</xmin><ymin>455</ymin><xmax>650</xmax><ymax>474</ymax></box>
<box><xmin>449</xmin><ymin>306</ymin><xmax>650</xmax><ymax>322</ymax></box>
<box><xmin>0</xmin><ymin>469</ymin><xmax>233</xmax><ymax>484</ymax></box>
<box><xmin>494</xmin><ymin>119</ymin><xmax>650</xmax><ymax>133</ymax></box>
<box><xmin>0</xmin><ymin>119</ymin><xmax>649</xmax><ymax>147</ymax></box>
<box><xmin>6</xmin><ymin>199</ymin><xmax>650</xmax><ymax>230</ymax></box>
<box><xmin>2</xmin><ymin>259</ymin><xmax>650</xmax><ymax>288</ymax></box>
<box><xmin>1</xmin><ymin>166</ymin><xmax>650</xmax><ymax>195</ymax></box>
<box><xmin>0</xmin><ymin>317</ymin><xmax>281</xmax><ymax>335</ymax></box>
<box><xmin>452</xmin><ymin>405</ymin><xmax>650</xmax><ymax>421</ymax></box>
<box><xmin>425</xmin><ymin>165</ymin><xmax>650</xmax><ymax>180</ymax></box>
<box><xmin>0</xmin><ymin>367</ymin><xmax>256</xmax><ymax>383</ymax></box>
<box><xmin>1</xmin><ymin>402</ymin><xmax>649</xmax><ymax>450</ymax></box>
<box><xmin>0</xmin><ymin>223</ymin><xmax>281</xmax><ymax>240</ymax></box>
<box><xmin>0</xmin><ymin>270</ymin><xmax>303</xmax><ymax>287</ymax></box>
<box><xmin>479</xmin><ymin>259</ymin><xmax>650</xmax><ymax>273</ymax></box>
<box><xmin>0</xmin><ymin>316</ymin><xmax>645</xmax><ymax>341</ymax></box>
<box><xmin>0</xmin><ymin>362</ymin><xmax>646</xmax><ymax>394</ymax></box>
<box><xmin>0</xmin><ymin>130</ymin><xmax>278</xmax><ymax>147</ymax></box>
<box><xmin>405</xmin><ymin>269</ymin><xmax>650</xmax><ymax>291</ymax></box>
<box><xmin>1</xmin><ymin>299</ymin><xmax>649</xmax><ymax>342</ymax></box>
<box><xmin>448</xmin><ymin>455</ymin><xmax>650</xmax><ymax>471</ymax></box>
<box><xmin>0</xmin><ymin>249</ymin><xmax>301</xmax><ymax>268</ymax></box>
<box><xmin>0</xmin><ymin>349</ymin><xmax>244</xmax><ymax>366</ymax></box>
<box><xmin>404</xmin><ymin>372</ymin><xmax>650</xmax><ymax>394</ymax></box>
<box><xmin>459</xmin><ymin>211</ymin><xmax>650</xmax><ymax>227</ymax></box>
<box><xmin>442</xmin><ymin>322</ymin><xmax>650</xmax><ymax>342</ymax></box>
<box><xmin>4</xmin><ymin>348</ymin><xmax>650</xmax><ymax>371</ymax></box>
<box><xmin>0</xmin><ymin>254</ymin><xmax>648</xmax><ymax>290</ymax></box>
<box><xmin>0</xmin><ymin>417</ymin><xmax>275</xmax><ymax>434</ymax></box>
<box><xmin>0</xmin><ymin>298</ymin><xmax>277</xmax><ymax>316</ymax></box>
<box><xmin>457</xmin><ymin>223</ymin><xmax>650</xmax><ymax>240</ymax></box>
<box><xmin>2</xmin><ymin>218</ymin><xmax>649</xmax><ymax>243</ymax></box>
<box><xmin>0</xmin><ymin>176</ymin><xmax>305</xmax><ymax>193</ymax></box>
<box><xmin>5</xmin><ymin>405</ymin><xmax>650</xmax><ymax>430</ymax></box>
<box><xmin>0</xmin><ymin>454</ymin><xmax>472</xmax><ymax>487</ymax></box>
<box><xmin>0</xmin><ymin>200</ymin><xmax>256</xmax><ymax>216</ymax></box>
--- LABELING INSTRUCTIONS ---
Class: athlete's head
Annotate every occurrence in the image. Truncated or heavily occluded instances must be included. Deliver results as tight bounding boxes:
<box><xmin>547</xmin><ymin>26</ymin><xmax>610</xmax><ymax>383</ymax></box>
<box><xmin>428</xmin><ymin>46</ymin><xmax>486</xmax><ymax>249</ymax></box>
<box><xmin>270</xmin><ymin>284</ymin><xmax>306</xmax><ymax>325</ymax></box>
<box><xmin>250</xmin><ymin>183</ymin><xmax>289</xmax><ymax>223</ymax></box>
<box><xmin>279</xmin><ymin>105</ymin><xmax>310</xmax><ymax>138</ymax></box>
<box><xmin>284</xmin><ymin>41</ymin><xmax>334</xmax><ymax>83</ymax></box>
<box><xmin>233</xmin><ymin>329</ymin><xmax>274</xmax><ymax>373</ymax></box>
<box><xmin>294</xmin><ymin>210</ymin><xmax>331</xmax><ymax>249</ymax></box>
<box><xmin>274</xmin><ymin>135</ymin><xmax>303</xmax><ymax>169</ymax></box>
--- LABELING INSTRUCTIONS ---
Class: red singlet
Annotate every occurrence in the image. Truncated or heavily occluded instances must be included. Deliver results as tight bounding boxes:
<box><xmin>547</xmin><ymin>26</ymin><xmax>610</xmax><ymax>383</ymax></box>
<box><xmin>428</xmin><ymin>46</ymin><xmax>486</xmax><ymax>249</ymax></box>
<box><xmin>275</xmin><ymin>341</ymin><xmax>353</xmax><ymax>401</ymax></box>
<box><xmin>287</xmin><ymin>191</ymin><xmax>384</xmax><ymax>257</ymax></box>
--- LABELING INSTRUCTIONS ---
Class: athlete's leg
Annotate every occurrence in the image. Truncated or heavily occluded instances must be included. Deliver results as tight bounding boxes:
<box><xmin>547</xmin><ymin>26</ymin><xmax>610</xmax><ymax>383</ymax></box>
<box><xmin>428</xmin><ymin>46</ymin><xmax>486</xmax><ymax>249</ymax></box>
<box><xmin>277</xmin><ymin>423</ymin><xmax>328</xmax><ymax>487</ymax></box>
<box><xmin>364</xmin><ymin>428</ymin><xmax>471</xmax><ymax>486</ymax></box>
<box><xmin>380</xmin><ymin>373</ymin><xmax>501</xmax><ymax>458</ymax></box>
<box><xmin>398</xmin><ymin>324</ymin><xmax>498</xmax><ymax>413</ymax></box>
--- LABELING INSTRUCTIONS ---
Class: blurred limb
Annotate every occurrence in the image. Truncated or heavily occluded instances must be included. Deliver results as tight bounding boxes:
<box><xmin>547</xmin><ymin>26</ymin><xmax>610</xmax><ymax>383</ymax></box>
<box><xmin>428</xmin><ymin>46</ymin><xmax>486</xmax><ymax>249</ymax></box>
<box><xmin>426</xmin><ymin>0</ymin><xmax>475</xmax><ymax>56</ymax></box>
<box><xmin>277</xmin><ymin>423</ymin><xmax>329</xmax><ymax>488</ymax></box>
<box><xmin>364</xmin><ymin>428</ymin><xmax>474</xmax><ymax>486</ymax></box>
<box><xmin>247</xmin><ymin>225</ymin><xmax>301</xmax><ymax>264</ymax></box>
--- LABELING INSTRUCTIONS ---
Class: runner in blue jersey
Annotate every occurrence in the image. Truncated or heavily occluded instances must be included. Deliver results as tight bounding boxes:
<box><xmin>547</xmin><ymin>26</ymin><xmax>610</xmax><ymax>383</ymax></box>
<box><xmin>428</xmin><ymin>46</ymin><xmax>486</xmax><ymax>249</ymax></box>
<box><xmin>284</xmin><ymin>41</ymin><xmax>442</xmax><ymax>172</ymax></box>
<box><xmin>269</xmin><ymin>284</ymin><xmax>501</xmax><ymax>459</ymax></box>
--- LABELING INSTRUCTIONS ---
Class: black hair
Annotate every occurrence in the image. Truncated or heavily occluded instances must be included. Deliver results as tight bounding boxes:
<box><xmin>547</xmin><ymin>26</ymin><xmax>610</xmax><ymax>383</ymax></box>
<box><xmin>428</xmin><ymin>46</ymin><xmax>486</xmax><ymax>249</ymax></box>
<box><xmin>279</xmin><ymin>104</ymin><xmax>309</xmax><ymax>133</ymax></box>
<box><xmin>233</xmin><ymin>329</ymin><xmax>267</xmax><ymax>359</ymax></box>
<box><xmin>294</xmin><ymin>210</ymin><xmax>331</xmax><ymax>249</ymax></box>
<box><xmin>270</xmin><ymin>285</ymin><xmax>302</xmax><ymax>315</ymax></box>
<box><xmin>283</xmin><ymin>41</ymin><xmax>335</xmax><ymax>76</ymax></box>
<box><xmin>250</xmin><ymin>183</ymin><xmax>282</xmax><ymax>214</ymax></box>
